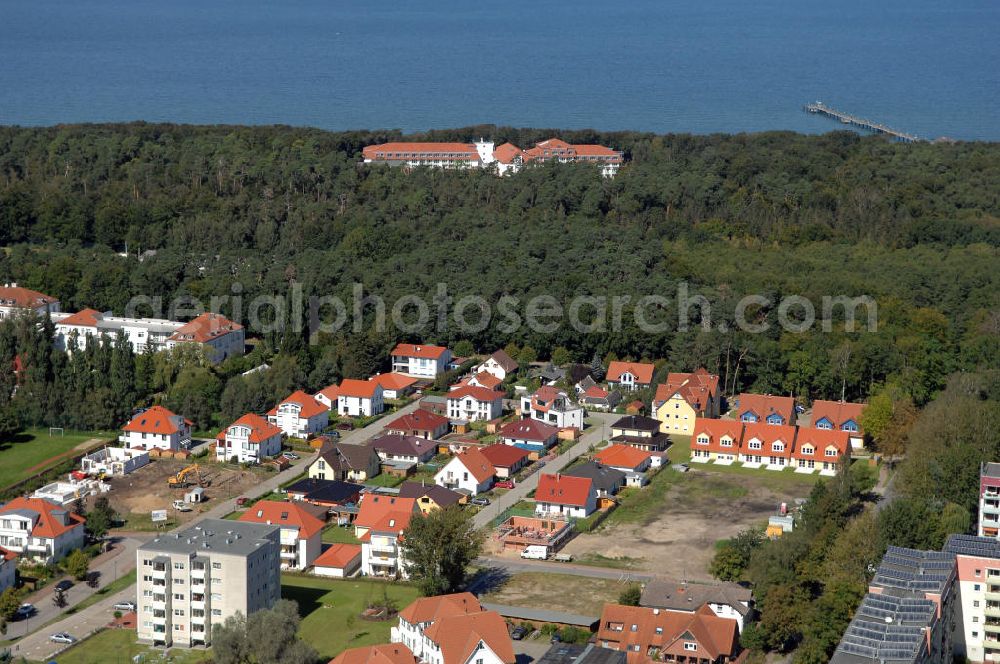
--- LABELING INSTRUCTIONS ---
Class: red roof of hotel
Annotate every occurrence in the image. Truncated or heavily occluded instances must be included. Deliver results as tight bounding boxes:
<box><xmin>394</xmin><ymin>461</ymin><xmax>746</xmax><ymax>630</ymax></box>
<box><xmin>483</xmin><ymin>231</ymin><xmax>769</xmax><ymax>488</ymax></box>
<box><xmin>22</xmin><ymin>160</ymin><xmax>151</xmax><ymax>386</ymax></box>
<box><xmin>452</xmin><ymin>448</ymin><xmax>495</xmax><ymax>483</ymax></box>
<box><xmin>219</xmin><ymin>413</ymin><xmax>283</xmax><ymax>443</ymax></box>
<box><xmin>607</xmin><ymin>361</ymin><xmax>656</xmax><ymax>385</ymax></box>
<box><xmin>737</xmin><ymin>393</ymin><xmax>795</xmax><ymax>424</ymax></box>
<box><xmin>329</xmin><ymin>643</ymin><xmax>417</xmax><ymax>664</ymax></box>
<box><xmin>811</xmin><ymin>400</ymin><xmax>866</xmax><ymax>432</ymax></box>
<box><xmin>167</xmin><ymin>312</ymin><xmax>242</xmax><ymax>343</ymax></box>
<box><xmin>267</xmin><ymin>390</ymin><xmax>328</xmax><ymax>418</ymax></box>
<box><xmin>447</xmin><ymin>385</ymin><xmax>502</xmax><ymax>402</ymax></box>
<box><xmin>0</xmin><ymin>285</ymin><xmax>58</xmax><ymax>308</ymax></box>
<box><xmin>369</xmin><ymin>373</ymin><xmax>418</xmax><ymax>391</ymax></box>
<box><xmin>58</xmin><ymin>308</ymin><xmax>102</xmax><ymax>327</ymax></box>
<box><xmin>123</xmin><ymin>405</ymin><xmax>191</xmax><ymax>435</ymax></box>
<box><xmin>691</xmin><ymin>418</ymin><xmax>745</xmax><ymax>454</ymax></box>
<box><xmin>423</xmin><ymin>610</ymin><xmax>516</xmax><ymax>664</ymax></box>
<box><xmin>536</xmin><ymin>473</ymin><xmax>593</xmax><ymax>508</ymax></box>
<box><xmin>392</xmin><ymin>343</ymin><xmax>449</xmax><ymax>359</ymax></box>
<box><xmin>594</xmin><ymin>444</ymin><xmax>652</xmax><ymax>470</ymax></box>
<box><xmin>338</xmin><ymin>378</ymin><xmax>380</xmax><ymax>399</ymax></box>
<box><xmin>364</xmin><ymin>143</ymin><xmax>479</xmax><ymax>160</ymax></box>
<box><xmin>385</xmin><ymin>409</ymin><xmax>449</xmax><ymax>434</ymax></box>
<box><xmin>493</xmin><ymin>143</ymin><xmax>523</xmax><ymax>164</ymax></box>
<box><xmin>480</xmin><ymin>444</ymin><xmax>530</xmax><ymax>469</ymax></box>
<box><xmin>498</xmin><ymin>418</ymin><xmax>558</xmax><ymax>442</ymax></box>
<box><xmin>655</xmin><ymin>368</ymin><xmax>719</xmax><ymax>410</ymax></box>
<box><xmin>355</xmin><ymin>494</ymin><xmax>419</xmax><ymax>534</ymax></box>
<box><xmin>314</xmin><ymin>543</ymin><xmax>362</xmax><ymax>570</ymax></box>
<box><xmin>742</xmin><ymin>422</ymin><xmax>797</xmax><ymax>457</ymax></box>
<box><xmin>399</xmin><ymin>592</ymin><xmax>483</xmax><ymax>624</ymax></box>
<box><xmin>239</xmin><ymin>499</ymin><xmax>325</xmax><ymax>539</ymax></box>
<box><xmin>0</xmin><ymin>497</ymin><xmax>85</xmax><ymax>539</ymax></box>
<box><xmin>573</xmin><ymin>144</ymin><xmax>621</xmax><ymax>157</ymax></box>
<box><xmin>793</xmin><ymin>427</ymin><xmax>851</xmax><ymax>460</ymax></box>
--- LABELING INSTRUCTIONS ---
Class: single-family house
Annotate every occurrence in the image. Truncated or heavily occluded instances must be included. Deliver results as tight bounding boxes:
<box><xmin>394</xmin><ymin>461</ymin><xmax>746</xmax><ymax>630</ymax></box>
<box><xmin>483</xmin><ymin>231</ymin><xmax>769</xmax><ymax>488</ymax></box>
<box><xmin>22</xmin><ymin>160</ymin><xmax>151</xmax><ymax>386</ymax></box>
<box><xmin>792</xmin><ymin>427</ymin><xmax>850</xmax><ymax>475</ymax></box>
<box><xmin>690</xmin><ymin>418</ymin><xmax>744</xmax><ymax>465</ymax></box>
<box><xmin>268</xmin><ymin>390</ymin><xmax>329</xmax><ymax>438</ymax></box>
<box><xmin>446</xmin><ymin>385</ymin><xmax>503</xmax><ymax>422</ymax></box>
<box><xmin>736</xmin><ymin>393</ymin><xmax>796</xmax><ymax>426</ymax></box>
<box><xmin>391</xmin><ymin>343</ymin><xmax>452</xmax><ymax>378</ymax></box>
<box><xmin>739</xmin><ymin>423</ymin><xmax>797</xmax><ymax>470</ymax></box>
<box><xmin>810</xmin><ymin>400</ymin><xmax>866</xmax><ymax>449</ymax></box>
<box><xmin>593</xmin><ymin>444</ymin><xmax>653</xmax><ymax>474</ymax></box>
<box><xmin>397</xmin><ymin>482</ymin><xmax>464</xmax><ymax>514</ymax></box>
<box><xmin>498</xmin><ymin>418</ymin><xmax>559</xmax><ymax>454</ymax></box>
<box><xmin>460</xmin><ymin>371</ymin><xmax>503</xmax><ymax>391</ymax></box>
<box><xmin>215</xmin><ymin>413</ymin><xmax>283</xmax><ymax>463</ymax></box>
<box><xmin>563</xmin><ymin>462</ymin><xmax>626</xmax><ymax>499</ymax></box>
<box><xmin>654</xmin><ymin>368</ymin><xmax>721</xmax><ymax>435</ymax></box>
<box><xmin>238</xmin><ymin>500</ymin><xmax>324</xmax><ymax>570</ymax></box>
<box><xmin>596</xmin><ymin>603</ymin><xmax>740</xmax><ymax>663</ymax></box>
<box><xmin>285</xmin><ymin>478</ymin><xmax>364</xmax><ymax>510</ymax></box>
<box><xmin>640</xmin><ymin>578</ymin><xmax>755</xmax><ymax>632</ymax></box>
<box><xmin>331</xmin><ymin>643</ymin><xmax>416</xmax><ymax>664</ymax></box>
<box><xmin>337</xmin><ymin>379</ymin><xmax>385</xmax><ymax>418</ymax></box>
<box><xmin>313</xmin><ymin>543</ymin><xmax>362</xmax><ymax>579</ymax></box>
<box><xmin>120</xmin><ymin>405</ymin><xmax>192</xmax><ymax>451</ymax></box>
<box><xmin>476</xmin><ymin>349</ymin><xmax>519</xmax><ymax>381</ymax></box>
<box><xmin>314</xmin><ymin>384</ymin><xmax>341</xmax><ymax>410</ymax></box>
<box><xmin>434</xmin><ymin>448</ymin><xmax>494</xmax><ymax>495</ymax></box>
<box><xmin>479</xmin><ymin>444</ymin><xmax>531</xmax><ymax>479</ymax></box>
<box><xmin>535</xmin><ymin>473</ymin><xmax>597</xmax><ymax>518</ymax></box>
<box><xmin>420</xmin><ymin>610</ymin><xmax>515</xmax><ymax>664</ymax></box>
<box><xmin>520</xmin><ymin>386</ymin><xmax>585</xmax><ymax>429</ymax></box>
<box><xmin>354</xmin><ymin>494</ymin><xmax>420</xmax><ymax>578</ymax></box>
<box><xmin>369</xmin><ymin>373</ymin><xmax>419</xmax><ymax>400</ymax></box>
<box><xmin>384</xmin><ymin>409</ymin><xmax>450</xmax><ymax>440</ymax></box>
<box><xmin>370</xmin><ymin>434</ymin><xmax>438</xmax><ymax>465</ymax></box>
<box><xmin>0</xmin><ymin>497</ymin><xmax>86</xmax><ymax>563</ymax></box>
<box><xmin>610</xmin><ymin>415</ymin><xmax>670</xmax><ymax>452</ymax></box>
<box><xmin>308</xmin><ymin>442</ymin><xmax>381</xmax><ymax>482</ymax></box>
<box><xmin>606</xmin><ymin>361</ymin><xmax>655</xmax><ymax>392</ymax></box>
<box><xmin>392</xmin><ymin>593</ymin><xmax>484</xmax><ymax>660</ymax></box>
<box><xmin>578</xmin><ymin>385</ymin><xmax>622</xmax><ymax>412</ymax></box>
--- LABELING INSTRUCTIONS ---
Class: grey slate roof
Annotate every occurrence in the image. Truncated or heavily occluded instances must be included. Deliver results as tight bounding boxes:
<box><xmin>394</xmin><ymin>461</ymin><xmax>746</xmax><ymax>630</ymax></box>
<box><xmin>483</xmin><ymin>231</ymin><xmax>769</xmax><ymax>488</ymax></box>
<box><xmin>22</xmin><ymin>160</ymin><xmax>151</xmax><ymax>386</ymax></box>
<box><xmin>640</xmin><ymin>578</ymin><xmax>753</xmax><ymax>616</ymax></box>
<box><xmin>284</xmin><ymin>478</ymin><xmax>364</xmax><ymax>504</ymax></box>
<box><xmin>563</xmin><ymin>461</ymin><xmax>625</xmax><ymax>494</ymax></box>
<box><xmin>139</xmin><ymin>518</ymin><xmax>279</xmax><ymax>557</ymax></box>
<box><xmin>610</xmin><ymin>415</ymin><xmax>661</xmax><ymax>432</ymax></box>
<box><xmin>397</xmin><ymin>482</ymin><xmax>463</xmax><ymax>507</ymax></box>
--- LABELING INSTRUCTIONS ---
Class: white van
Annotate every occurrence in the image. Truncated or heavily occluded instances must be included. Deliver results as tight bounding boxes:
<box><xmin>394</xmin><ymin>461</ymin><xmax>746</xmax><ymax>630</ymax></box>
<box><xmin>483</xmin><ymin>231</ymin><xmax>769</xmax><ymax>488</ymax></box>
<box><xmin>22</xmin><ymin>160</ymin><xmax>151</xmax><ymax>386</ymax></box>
<box><xmin>520</xmin><ymin>545</ymin><xmax>548</xmax><ymax>560</ymax></box>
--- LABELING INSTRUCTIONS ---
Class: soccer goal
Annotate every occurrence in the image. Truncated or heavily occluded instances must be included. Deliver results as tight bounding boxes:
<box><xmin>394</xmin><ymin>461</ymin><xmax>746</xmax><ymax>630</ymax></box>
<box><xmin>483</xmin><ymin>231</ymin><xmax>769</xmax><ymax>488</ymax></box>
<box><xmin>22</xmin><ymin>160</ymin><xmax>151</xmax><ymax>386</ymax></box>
<box><xmin>48</xmin><ymin>427</ymin><xmax>65</xmax><ymax>437</ymax></box>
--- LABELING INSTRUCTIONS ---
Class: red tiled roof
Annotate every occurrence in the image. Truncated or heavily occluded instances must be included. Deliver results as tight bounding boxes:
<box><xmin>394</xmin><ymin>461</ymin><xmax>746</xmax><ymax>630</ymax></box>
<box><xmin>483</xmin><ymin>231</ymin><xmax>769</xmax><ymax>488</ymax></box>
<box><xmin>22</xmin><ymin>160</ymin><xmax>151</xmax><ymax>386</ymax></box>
<box><xmin>0</xmin><ymin>546</ymin><xmax>16</xmax><ymax>562</ymax></box>
<box><xmin>452</xmin><ymin>448</ymin><xmax>495</xmax><ymax>483</ymax></box>
<box><xmin>338</xmin><ymin>378</ymin><xmax>380</xmax><ymax>399</ymax></box>
<box><xmin>597</xmin><ymin>603</ymin><xmax>738</xmax><ymax>663</ymax></box>
<box><xmin>355</xmin><ymin>494</ymin><xmax>419</xmax><ymax>534</ymax></box>
<box><xmin>492</xmin><ymin>143</ymin><xmax>523</xmax><ymax>165</ymax></box>
<box><xmin>314</xmin><ymin>543</ymin><xmax>362</xmax><ymax>570</ymax></box>
<box><xmin>385</xmin><ymin>409</ymin><xmax>449</xmax><ymax>434</ymax></box>
<box><xmin>594</xmin><ymin>444</ymin><xmax>652</xmax><ymax>470</ymax></box>
<box><xmin>220</xmin><ymin>413</ymin><xmax>283</xmax><ymax>443</ymax></box>
<box><xmin>369</xmin><ymin>373</ymin><xmax>418</xmax><ymax>391</ymax></box>
<box><xmin>742</xmin><ymin>422</ymin><xmax>797</xmax><ymax>458</ymax></box>
<box><xmin>399</xmin><ymin>592</ymin><xmax>482</xmax><ymax>624</ymax></box>
<box><xmin>584</xmin><ymin>385</ymin><xmax>609</xmax><ymax>398</ymax></box>
<box><xmin>691</xmin><ymin>418</ymin><xmax>744</xmax><ymax>455</ymax></box>
<box><xmin>239</xmin><ymin>500</ymin><xmax>325</xmax><ymax>538</ymax></box>
<box><xmin>58</xmin><ymin>308</ymin><xmax>102</xmax><ymax>327</ymax></box>
<box><xmin>447</xmin><ymin>385</ymin><xmax>502</xmax><ymax>402</ymax></box>
<box><xmin>536</xmin><ymin>473</ymin><xmax>593</xmax><ymax>508</ymax></box>
<box><xmin>655</xmin><ymin>368</ymin><xmax>719</xmax><ymax>410</ymax></box>
<box><xmin>0</xmin><ymin>285</ymin><xmax>58</xmax><ymax>308</ymax></box>
<box><xmin>315</xmin><ymin>384</ymin><xmax>340</xmax><ymax>402</ymax></box>
<box><xmin>607</xmin><ymin>361</ymin><xmax>655</xmax><ymax>384</ymax></box>
<box><xmin>573</xmin><ymin>144</ymin><xmax>620</xmax><ymax>157</ymax></box>
<box><xmin>498</xmin><ymin>418</ymin><xmax>558</xmax><ymax>442</ymax></box>
<box><xmin>737</xmin><ymin>393</ymin><xmax>795</xmax><ymax>423</ymax></box>
<box><xmin>328</xmin><ymin>643</ymin><xmax>417</xmax><ymax>664</ymax></box>
<box><xmin>480</xmin><ymin>444</ymin><xmax>530</xmax><ymax>469</ymax></box>
<box><xmin>423</xmin><ymin>610</ymin><xmax>516</xmax><ymax>664</ymax></box>
<box><xmin>122</xmin><ymin>405</ymin><xmax>190</xmax><ymax>435</ymax></box>
<box><xmin>391</xmin><ymin>343</ymin><xmax>449</xmax><ymax>359</ymax></box>
<box><xmin>167</xmin><ymin>312</ymin><xmax>242</xmax><ymax>343</ymax></box>
<box><xmin>267</xmin><ymin>390</ymin><xmax>328</xmax><ymax>419</ymax></box>
<box><xmin>469</xmin><ymin>371</ymin><xmax>502</xmax><ymax>390</ymax></box>
<box><xmin>793</xmin><ymin>427</ymin><xmax>850</xmax><ymax>461</ymax></box>
<box><xmin>364</xmin><ymin>143</ymin><xmax>480</xmax><ymax>161</ymax></box>
<box><xmin>0</xmin><ymin>497</ymin><xmax>85</xmax><ymax>539</ymax></box>
<box><xmin>811</xmin><ymin>400</ymin><xmax>865</xmax><ymax>433</ymax></box>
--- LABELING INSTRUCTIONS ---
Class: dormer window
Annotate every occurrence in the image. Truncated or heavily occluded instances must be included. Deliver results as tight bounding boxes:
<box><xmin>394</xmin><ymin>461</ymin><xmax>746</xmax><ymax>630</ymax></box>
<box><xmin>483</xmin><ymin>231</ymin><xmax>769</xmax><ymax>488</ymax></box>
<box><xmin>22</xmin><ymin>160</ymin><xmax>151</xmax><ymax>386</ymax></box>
<box><xmin>697</xmin><ymin>436</ymin><xmax>709</xmax><ymax>445</ymax></box>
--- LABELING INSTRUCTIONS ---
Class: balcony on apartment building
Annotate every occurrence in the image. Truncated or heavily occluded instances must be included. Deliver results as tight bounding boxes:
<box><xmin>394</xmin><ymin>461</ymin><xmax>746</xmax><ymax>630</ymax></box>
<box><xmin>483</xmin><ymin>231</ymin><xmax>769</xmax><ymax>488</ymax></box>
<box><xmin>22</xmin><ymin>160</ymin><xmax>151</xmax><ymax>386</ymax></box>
<box><xmin>988</xmin><ymin>585</ymin><xmax>1000</xmax><ymax>602</ymax></box>
<box><xmin>984</xmin><ymin>618</ymin><xmax>1000</xmax><ymax>634</ymax></box>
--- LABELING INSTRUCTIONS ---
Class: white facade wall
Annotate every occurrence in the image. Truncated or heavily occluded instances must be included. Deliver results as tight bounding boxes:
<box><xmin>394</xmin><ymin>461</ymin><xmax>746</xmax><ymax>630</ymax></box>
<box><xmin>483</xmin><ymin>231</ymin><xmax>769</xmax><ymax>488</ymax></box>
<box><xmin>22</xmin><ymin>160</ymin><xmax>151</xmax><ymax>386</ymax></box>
<box><xmin>392</xmin><ymin>352</ymin><xmax>451</xmax><ymax>378</ymax></box>
<box><xmin>0</xmin><ymin>515</ymin><xmax>85</xmax><ymax>563</ymax></box>
<box><xmin>121</xmin><ymin>428</ymin><xmax>189</xmax><ymax>451</ymax></box>
<box><xmin>476</xmin><ymin>358</ymin><xmax>511</xmax><ymax>381</ymax></box>
<box><xmin>434</xmin><ymin>457</ymin><xmax>493</xmax><ymax>496</ymax></box>
<box><xmin>268</xmin><ymin>406</ymin><xmax>328</xmax><ymax>438</ymax></box>
<box><xmin>337</xmin><ymin>392</ymin><xmax>384</xmax><ymax>418</ymax></box>
<box><xmin>534</xmin><ymin>495</ymin><xmax>596</xmax><ymax>519</ymax></box>
<box><xmin>361</xmin><ymin>532</ymin><xmax>408</xmax><ymax>578</ymax></box>
<box><xmin>447</xmin><ymin>395</ymin><xmax>502</xmax><ymax>422</ymax></box>
<box><xmin>216</xmin><ymin>427</ymin><xmax>282</xmax><ymax>463</ymax></box>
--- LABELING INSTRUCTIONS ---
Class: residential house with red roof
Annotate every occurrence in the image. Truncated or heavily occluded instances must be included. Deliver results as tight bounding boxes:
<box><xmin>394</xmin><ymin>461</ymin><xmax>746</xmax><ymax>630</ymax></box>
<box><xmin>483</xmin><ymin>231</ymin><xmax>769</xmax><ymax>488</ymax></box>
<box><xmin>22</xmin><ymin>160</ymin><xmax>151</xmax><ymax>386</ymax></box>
<box><xmin>120</xmin><ymin>405</ymin><xmax>192</xmax><ymax>451</ymax></box>
<box><xmin>337</xmin><ymin>378</ymin><xmax>385</xmax><ymax>417</ymax></box>
<box><xmin>354</xmin><ymin>494</ymin><xmax>420</xmax><ymax>578</ymax></box>
<box><xmin>238</xmin><ymin>500</ymin><xmax>325</xmax><ymax>570</ymax></box>
<box><xmin>739</xmin><ymin>423</ymin><xmax>797</xmax><ymax>470</ymax></box>
<box><xmin>579</xmin><ymin>384</ymin><xmax>623</xmax><ymax>412</ymax></box>
<box><xmin>0</xmin><ymin>546</ymin><xmax>15</xmax><ymax>593</ymax></box>
<box><xmin>268</xmin><ymin>390</ymin><xmax>329</xmax><ymax>438</ymax></box>
<box><xmin>329</xmin><ymin>643</ymin><xmax>416</xmax><ymax>664</ymax></box>
<box><xmin>479</xmin><ymin>444</ymin><xmax>530</xmax><ymax>479</ymax></box>
<box><xmin>520</xmin><ymin>386</ymin><xmax>584</xmax><ymax>429</ymax></box>
<box><xmin>792</xmin><ymin>428</ymin><xmax>850</xmax><ymax>475</ymax></box>
<box><xmin>165</xmin><ymin>312</ymin><xmax>245</xmax><ymax>363</ymax></box>
<box><xmin>535</xmin><ymin>473</ymin><xmax>597</xmax><ymax>519</ymax></box>
<box><xmin>596</xmin><ymin>602</ymin><xmax>741</xmax><ymax>663</ymax></box>
<box><xmin>594</xmin><ymin>445</ymin><xmax>653</xmax><ymax>474</ymax></box>
<box><xmin>459</xmin><ymin>371</ymin><xmax>503</xmax><ymax>391</ymax></box>
<box><xmin>475</xmin><ymin>349</ymin><xmax>519</xmax><ymax>381</ymax></box>
<box><xmin>654</xmin><ymin>368</ymin><xmax>721</xmax><ymax>436</ymax></box>
<box><xmin>435</xmin><ymin>448</ymin><xmax>495</xmax><ymax>495</ymax></box>
<box><xmin>690</xmin><ymin>419</ymin><xmax>745</xmax><ymax>465</ymax></box>
<box><xmin>384</xmin><ymin>409</ymin><xmax>451</xmax><ymax>440</ymax></box>
<box><xmin>0</xmin><ymin>283</ymin><xmax>60</xmax><ymax>320</ymax></box>
<box><xmin>0</xmin><ymin>497</ymin><xmax>86</xmax><ymax>562</ymax></box>
<box><xmin>313</xmin><ymin>543</ymin><xmax>362</xmax><ymax>579</ymax></box>
<box><xmin>811</xmin><ymin>399</ymin><xmax>866</xmax><ymax>449</ymax></box>
<box><xmin>606</xmin><ymin>361</ymin><xmax>656</xmax><ymax>392</ymax></box>
<box><xmin>369</xmin><ymin>373</ymin><xmax>419</xmax><ymax>400</ymax></box>
<box><xmin>420</xmin><ymin>609</ymin><xmax>516</xmax><ymax>664</ymax></box>
<box><xmin>216</xmin><ymin>413</ymin><xmax>283</xmax><ymax>463</ymax></box>
<box><xmin>314</xmin><ymin>383</ymin><xmax>341</xmax><ymax>410</ymax></box>
<box><xmin>736</xmin><ymin>393</ymin><xmax>796</xmax><ymax>426</ymax></box>
<box><xmin>447</xmin><ymin>385</ymin><xmax>503</xmax><ymax>423</ymax></box>
<box><xmin>391</xmin><ymin>343</ymin><xmax>452</xmax><ymax>378</ymax></box>
<box><xmin>392</xmin><ymin>592</ymin><xmax>484</xmax><ymax>658</ymax></box>
<box><xmin>498</xmin><ymin>418</ymin><xmax>559</xmax><ymax>454</ymax></box>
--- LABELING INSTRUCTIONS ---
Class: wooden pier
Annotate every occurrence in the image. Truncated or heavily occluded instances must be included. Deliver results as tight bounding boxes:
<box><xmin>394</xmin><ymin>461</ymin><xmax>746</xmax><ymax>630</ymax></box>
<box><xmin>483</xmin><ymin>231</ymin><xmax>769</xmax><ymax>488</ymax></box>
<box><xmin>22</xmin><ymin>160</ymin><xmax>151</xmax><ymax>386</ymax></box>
<box><xmin>804</xmin><ymin>101</ymin><xmax>922</xmax><ymax>142</ymax></box>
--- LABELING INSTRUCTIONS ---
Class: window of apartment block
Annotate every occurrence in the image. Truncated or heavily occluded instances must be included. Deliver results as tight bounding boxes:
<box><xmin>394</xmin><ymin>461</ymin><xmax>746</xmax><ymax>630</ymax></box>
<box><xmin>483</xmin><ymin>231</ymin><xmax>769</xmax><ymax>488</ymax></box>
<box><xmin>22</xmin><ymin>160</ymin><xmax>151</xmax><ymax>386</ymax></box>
<box><xmin>212</xmin><ymin>609</ymin><xmax>222</xmax><ymax>616</ymax></box>
<box><xmin>212</xmin><ymin>562</ymin><xmax>222</xmax><ymax>569</ymax></box>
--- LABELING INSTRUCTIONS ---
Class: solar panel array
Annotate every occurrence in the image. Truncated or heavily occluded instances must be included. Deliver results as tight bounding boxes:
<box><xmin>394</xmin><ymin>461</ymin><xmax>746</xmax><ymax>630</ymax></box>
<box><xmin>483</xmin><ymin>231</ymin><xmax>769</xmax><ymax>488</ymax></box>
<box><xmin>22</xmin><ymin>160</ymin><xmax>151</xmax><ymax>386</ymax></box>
<box><xmin>872</xmin><ymin>547</ymin><xmax>955</xmax><ymax>595</ymax></box>
<box><xmin>832</xmin><ymin>593</ymin><xmax>934</xmax><ymax>663</ymax></box>
<box><xmin>944</xmin><ymin>533</ymin><xmax>1000</xmax><ymax>558</ymax></box>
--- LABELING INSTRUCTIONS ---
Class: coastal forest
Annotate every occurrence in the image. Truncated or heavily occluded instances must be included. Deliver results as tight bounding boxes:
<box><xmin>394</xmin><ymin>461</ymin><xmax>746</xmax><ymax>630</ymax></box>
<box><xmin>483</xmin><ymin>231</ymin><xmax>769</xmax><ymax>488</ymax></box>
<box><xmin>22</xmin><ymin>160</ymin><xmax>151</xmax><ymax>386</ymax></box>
<box><xmin>1</xmin><ymin>124</ymin><xmax>999</xmax><ymax>662</ymax></box>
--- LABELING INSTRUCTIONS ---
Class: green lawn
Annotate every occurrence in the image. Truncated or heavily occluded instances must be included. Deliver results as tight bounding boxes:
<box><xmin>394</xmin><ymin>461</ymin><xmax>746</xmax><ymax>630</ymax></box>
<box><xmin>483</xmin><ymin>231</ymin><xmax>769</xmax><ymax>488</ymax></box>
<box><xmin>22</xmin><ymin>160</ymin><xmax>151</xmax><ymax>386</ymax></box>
<box><xmin>29</xmin><ymin>627</ymin><xmax>209</xmax><ymax>664</ymax></box>
<box><xmin>282</xmin><ymin>574</ymin><xmax>422</xmax><ymax>660</ymax></box>
<box><xmin>322</xmin><ymin>524</ymin><xmax>361</xmax><ymax>544</ymax></box>
<box><xmin>668</xmin><ymin>437</ymin><xmax>825</xmax><ymax>490</ymax></box>
<box><xmin>0</xmin><ymin>428</ymin><xmax>110</xmax><ymax>489</ymax></box>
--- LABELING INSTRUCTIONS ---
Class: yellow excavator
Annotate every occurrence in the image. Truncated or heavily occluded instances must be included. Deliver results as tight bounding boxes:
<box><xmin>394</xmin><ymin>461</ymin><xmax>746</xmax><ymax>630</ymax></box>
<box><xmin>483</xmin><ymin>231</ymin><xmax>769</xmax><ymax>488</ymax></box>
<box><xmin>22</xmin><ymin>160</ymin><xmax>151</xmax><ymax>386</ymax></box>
<box><xmin>167</xmin><ymin>464</ymin><xmax>204</xmax><ymax>489</ymax></box>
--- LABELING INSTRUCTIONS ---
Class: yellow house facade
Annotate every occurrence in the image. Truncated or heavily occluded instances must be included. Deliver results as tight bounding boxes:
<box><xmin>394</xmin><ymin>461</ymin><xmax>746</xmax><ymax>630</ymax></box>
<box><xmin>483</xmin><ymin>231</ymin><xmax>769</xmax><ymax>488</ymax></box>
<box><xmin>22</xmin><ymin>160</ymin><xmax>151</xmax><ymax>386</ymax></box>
<box><xmin>654</xmin><ymin>369</ymin><xmax>721</xmax><ymax>435</ymax></box>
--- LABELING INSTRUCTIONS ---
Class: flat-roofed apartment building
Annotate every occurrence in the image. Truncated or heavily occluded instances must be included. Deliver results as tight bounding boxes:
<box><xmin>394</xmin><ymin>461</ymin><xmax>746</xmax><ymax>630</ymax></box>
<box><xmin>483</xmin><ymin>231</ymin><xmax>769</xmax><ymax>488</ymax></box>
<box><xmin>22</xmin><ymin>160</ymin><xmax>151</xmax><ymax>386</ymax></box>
<box><xmin>979</xmin><ymin>462</ymin><xmax>1000</xmax><ymax>538</ymax></box>
<box><xmin>136</xmin><ymin>519</ymin><xmax>281</xmax><ymax>648</ymax></box>
<box><xmin>944</xmin><ymin>534</ymin><xmax>1000</xmax><ymax>663</ymax></box>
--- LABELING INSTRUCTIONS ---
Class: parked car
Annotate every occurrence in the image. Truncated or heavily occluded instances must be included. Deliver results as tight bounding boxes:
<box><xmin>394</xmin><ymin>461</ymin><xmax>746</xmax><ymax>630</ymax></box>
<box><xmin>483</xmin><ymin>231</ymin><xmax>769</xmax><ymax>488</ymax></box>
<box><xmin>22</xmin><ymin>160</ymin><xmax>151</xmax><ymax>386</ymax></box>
<box><xmin>55</xmin><ymin>580</ymin><xmax>74</xmax><ymax>592</ymax></box>
<box><xmin>510</xmin><ymin>626</ymin><xmax>528</xmax><ymax>641</ymax></box>
<box><xmin>113</xmin><ymin>601</ymin><xmax>136</xmax><ymax>611</ymax></box>
<box><xmin>521</xmin><ymin>545</ymin><xmax>548</xmax><ymax>560</ymax></box>
<box><xmin>50</xmin><ymin>633</ymin><xmax>76</xmax><ymax>644</ymax></box>
<box><xmin>16</xmin><ymin>603</ymin><xmax>35</xmax><ymax>618</ymax></box>
<box><xmin>550</xmin><ymin>633</ymin><xmax>562</xmax><ymax>644</ymax></box>
<box><xmin>494</xmin><ymin>480</ymin><xmax>515</xmax><ymax>489</ymax></box>
<box><xmin>236</xmin><ymin>496</ymin><xmax>249</xmax><ymax>507</ymax></box>
<box><xmin>282</xmin><ymin>451</ymin><xmax>300</xmax><ymax>460</ymax></box>
<box><xmin>470</xmin><ymin>497</ymin><xmax>490</xmax><ymax>506</ymax></box>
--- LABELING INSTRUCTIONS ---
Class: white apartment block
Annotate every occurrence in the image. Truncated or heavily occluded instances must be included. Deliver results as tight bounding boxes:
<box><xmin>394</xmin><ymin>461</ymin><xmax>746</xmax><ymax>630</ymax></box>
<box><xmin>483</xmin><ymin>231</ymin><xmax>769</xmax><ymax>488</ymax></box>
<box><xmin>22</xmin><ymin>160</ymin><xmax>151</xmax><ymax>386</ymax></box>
<box><xmin>136</xmin><ymin>519</ymin><xmax>281</xmax><ymax>648</ymax></box>
<box><xmin>0</xmin><ymin>283</ymin><xmax>60</xmax><ymax>320</ymax></box>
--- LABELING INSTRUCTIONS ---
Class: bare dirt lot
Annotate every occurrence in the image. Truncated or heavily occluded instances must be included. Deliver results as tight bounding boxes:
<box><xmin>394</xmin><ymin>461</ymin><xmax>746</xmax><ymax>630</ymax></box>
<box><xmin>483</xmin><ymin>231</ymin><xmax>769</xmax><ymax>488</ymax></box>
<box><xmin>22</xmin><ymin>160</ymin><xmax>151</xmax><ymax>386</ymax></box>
<box><xmin>481</xmin><ymin>572</ymin><xmax>622</xmax><ymax>616</ymax></box>
<box><xmin>560</xmin><ymin>467</ymin><xmax>819</xmax><ymax>582</ymax></box>
<box><xmin>81</xmin><ymin>458</ymin><xmax>271</xmax><ymax>528</ymax></box>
